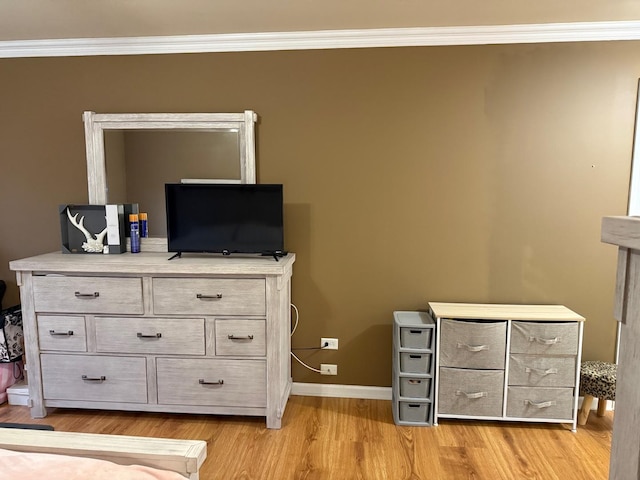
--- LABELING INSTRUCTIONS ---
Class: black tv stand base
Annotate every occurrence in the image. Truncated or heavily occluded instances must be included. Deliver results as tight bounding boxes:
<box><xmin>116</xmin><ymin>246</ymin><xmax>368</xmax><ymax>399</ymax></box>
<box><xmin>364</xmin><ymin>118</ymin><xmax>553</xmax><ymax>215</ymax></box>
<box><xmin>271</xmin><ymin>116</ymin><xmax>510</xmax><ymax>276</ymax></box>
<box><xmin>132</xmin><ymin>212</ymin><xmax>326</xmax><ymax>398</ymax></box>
<box><xmin>262</xmin><ymin>251</ymin><xmax>288</xmax><ymax>261</ymax></box>
<box><xmin>167</xmin><ymin>251</ymin><xmax>287</xmax><ymax>261</ymax></box>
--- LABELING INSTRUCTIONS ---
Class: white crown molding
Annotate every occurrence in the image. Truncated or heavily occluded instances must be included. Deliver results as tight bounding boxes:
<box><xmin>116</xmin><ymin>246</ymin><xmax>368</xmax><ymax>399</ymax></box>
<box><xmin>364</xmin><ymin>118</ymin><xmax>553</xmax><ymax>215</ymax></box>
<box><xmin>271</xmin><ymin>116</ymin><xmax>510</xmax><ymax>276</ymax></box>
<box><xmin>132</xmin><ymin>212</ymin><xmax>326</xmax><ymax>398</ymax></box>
<box><xmin>1</xmin><ymin>21</ymin><xmax>639</xmax><ymax>58</ymax></box>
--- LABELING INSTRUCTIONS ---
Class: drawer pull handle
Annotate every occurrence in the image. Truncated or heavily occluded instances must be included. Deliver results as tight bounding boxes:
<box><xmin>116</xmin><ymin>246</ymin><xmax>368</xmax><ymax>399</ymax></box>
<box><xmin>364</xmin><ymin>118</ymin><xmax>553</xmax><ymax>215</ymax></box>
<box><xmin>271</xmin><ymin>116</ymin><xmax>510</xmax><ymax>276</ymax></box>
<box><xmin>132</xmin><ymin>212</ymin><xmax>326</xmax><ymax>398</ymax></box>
<box><xmin>525</xmin><ymin>400</ymin><xmax>556</xmax><ymax>409</ymax></box>
<box><xmin>525</xmin><ymin>367</ymin><xmax>558</xmax><ymax>376</ymax></box>
<box><xmin>49</xmin><ymin>330</ymin><xmax>74</xmax><ymax>336</ymax></box>
<box><xmin>228</xmin><ymin>334</ymin><xmax>254</xmax><ymax>340</ymax></box>
<box><xmin>137</xmin><ymin>332</ymin><xmax>162</xmax><ymax>339</ymax></box>
<box><xmin>199</xmin><ymin>379</ymin><xmax>224</xmax><ymax>385</ymax></box>
<box><xmin>528</xmin><ymin>336</ymin><xmax>559</xmax><ymax>345</ymax></box>
<box><xmin>75</xmin><ymin>291</ymin><xmax>100</xmax><ymax>299</ymax></box>
<box><xmin>408</xmin><ymin>330</ymin><xmax>423</xmax><ymax>334</ymax></box>
<box><xmin>81</xmin><ymin>375</ymin><xmax>106</xmax><ymax>382</ymax></box>
<box><xmin>457</xmin><ymin>342</ymin><xmax>489</xmax><ymax>352</ymax></box>
<box><xmin>197</xmin><ymin>293</ymin><xmax>223</xmax><ymax>300</ymax></box>
<box><xmin>455</xmin><ymin>390</ymin><xmax>488</xmax><ymax>399</ymax></box>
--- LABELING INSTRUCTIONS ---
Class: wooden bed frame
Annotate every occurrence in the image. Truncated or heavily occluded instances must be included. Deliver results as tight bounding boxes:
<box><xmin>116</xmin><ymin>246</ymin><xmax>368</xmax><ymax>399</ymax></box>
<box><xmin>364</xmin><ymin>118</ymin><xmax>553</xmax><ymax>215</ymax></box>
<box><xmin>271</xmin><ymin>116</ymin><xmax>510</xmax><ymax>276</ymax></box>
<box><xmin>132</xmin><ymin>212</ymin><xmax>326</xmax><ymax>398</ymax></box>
<box><xmin>0</xmin><ymin>427</ymin><xmax>207</xmax><ymax>479</ymax></box>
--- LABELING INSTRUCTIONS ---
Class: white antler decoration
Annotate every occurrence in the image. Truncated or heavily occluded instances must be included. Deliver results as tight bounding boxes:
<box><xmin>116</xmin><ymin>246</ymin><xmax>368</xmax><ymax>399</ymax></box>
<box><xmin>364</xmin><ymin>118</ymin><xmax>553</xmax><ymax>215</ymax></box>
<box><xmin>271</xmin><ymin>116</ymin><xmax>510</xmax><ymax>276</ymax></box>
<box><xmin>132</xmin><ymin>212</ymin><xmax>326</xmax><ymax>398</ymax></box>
<box><xmin>66</xmin><ymin>208</ymin><xmax>108</xmax><ymax>253</ymax></box>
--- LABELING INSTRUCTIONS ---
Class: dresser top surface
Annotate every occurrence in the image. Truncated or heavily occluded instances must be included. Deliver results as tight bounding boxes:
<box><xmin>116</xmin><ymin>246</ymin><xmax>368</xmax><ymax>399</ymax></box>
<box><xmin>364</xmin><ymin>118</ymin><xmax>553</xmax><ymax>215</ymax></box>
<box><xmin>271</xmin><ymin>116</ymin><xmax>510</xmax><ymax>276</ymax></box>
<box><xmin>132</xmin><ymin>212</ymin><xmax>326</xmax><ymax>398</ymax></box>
<box><xmin>428</xmin><ymin>302</ymin><xmax>585</xmax><ymax>322</ymax></box>
<box><xmin>10</xmin><ymin>251</ymin><xmax>295</xmax><ymax>276</ymax></box>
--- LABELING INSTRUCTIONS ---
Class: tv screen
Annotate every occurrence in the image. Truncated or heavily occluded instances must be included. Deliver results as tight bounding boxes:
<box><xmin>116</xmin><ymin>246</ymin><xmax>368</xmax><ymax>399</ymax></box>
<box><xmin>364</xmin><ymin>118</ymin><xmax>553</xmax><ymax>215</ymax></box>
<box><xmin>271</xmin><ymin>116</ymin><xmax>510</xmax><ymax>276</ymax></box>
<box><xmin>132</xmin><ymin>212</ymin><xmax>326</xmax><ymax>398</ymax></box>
<box><xmin>165</xmin><ymin>183</ymin><xmax>284</xmax><ymax>256</ymax></box>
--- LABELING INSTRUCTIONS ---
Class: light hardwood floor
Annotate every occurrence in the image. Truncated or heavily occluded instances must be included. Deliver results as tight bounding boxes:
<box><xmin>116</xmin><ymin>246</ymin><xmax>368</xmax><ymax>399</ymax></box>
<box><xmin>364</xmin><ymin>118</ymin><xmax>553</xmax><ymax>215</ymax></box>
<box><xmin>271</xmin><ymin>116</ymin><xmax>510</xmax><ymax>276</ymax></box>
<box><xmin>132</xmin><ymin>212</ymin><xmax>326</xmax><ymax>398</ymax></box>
<box><xmin>0</xmin><ymin>396</ymin><xmax>612</xmax><ymax>479</ymax></box>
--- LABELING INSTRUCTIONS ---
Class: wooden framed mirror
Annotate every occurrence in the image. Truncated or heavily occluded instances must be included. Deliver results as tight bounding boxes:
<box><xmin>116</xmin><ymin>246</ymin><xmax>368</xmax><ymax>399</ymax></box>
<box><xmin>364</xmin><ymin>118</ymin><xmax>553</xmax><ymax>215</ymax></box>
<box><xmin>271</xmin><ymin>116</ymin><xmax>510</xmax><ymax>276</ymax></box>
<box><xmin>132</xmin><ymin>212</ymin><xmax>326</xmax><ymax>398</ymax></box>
<box><xmin>83</xmin><ymin>111</ymin><xmax>257</xmax><ymax>248</ymax></box>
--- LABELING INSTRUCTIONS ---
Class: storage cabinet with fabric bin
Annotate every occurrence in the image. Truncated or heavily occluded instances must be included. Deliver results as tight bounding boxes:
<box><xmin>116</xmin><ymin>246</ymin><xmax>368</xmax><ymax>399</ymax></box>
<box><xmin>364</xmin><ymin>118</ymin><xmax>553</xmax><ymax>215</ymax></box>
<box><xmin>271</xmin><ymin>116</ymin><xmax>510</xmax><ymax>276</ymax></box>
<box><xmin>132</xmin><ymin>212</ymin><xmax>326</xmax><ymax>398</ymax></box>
<box><xmin>392</xmin><ymin>311</ymin><xmax>436</xmax><ymax>426</ymax></box>
<box><xmin>429</xmin><ymin>302</ymin><xmax>585</xmax><ymax>432</ymax></box>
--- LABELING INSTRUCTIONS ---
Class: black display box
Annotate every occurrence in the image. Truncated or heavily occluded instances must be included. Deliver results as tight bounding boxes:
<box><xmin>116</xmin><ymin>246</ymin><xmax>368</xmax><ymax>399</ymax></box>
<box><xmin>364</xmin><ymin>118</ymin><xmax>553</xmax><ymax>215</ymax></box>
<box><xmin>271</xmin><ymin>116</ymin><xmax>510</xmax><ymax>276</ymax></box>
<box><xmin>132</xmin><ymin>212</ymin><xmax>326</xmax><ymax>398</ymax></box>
<box><xmin>60</xmin><ymin>204</ymin><xmax>127</xmax><ymax>254</ymax></box>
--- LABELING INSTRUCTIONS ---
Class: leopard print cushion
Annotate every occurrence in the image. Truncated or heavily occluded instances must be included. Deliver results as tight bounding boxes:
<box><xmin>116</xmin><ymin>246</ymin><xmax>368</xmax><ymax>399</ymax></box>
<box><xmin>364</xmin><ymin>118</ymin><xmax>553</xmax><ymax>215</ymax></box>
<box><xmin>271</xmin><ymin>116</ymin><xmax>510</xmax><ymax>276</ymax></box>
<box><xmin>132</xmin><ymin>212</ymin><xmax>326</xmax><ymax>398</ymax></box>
<box><xmin>580</xmin><ymin>360</ymin><xmax>617</xmax><ymax>401</ymax></box>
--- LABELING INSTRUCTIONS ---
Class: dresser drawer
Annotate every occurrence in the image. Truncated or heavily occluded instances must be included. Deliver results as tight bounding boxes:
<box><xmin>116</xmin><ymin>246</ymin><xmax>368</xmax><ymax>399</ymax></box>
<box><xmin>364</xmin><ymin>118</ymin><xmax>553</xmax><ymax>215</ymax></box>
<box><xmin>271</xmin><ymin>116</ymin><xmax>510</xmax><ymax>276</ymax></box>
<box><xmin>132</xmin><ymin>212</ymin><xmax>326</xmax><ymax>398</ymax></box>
<box><xmin>440</xmin><ymin>319</ymin><xmax>507</xmax><ymax>369</ymax></box>
<box><xmin>96</xmin><ymin>317</ymin><xmax>205</xmax><ymax>355</ymax></box>
<box><xmin>33</xmin><ymin>276</ymin><xmax>143</xmax><ymax>315</ymax></box>
<box><xmin>40</xmin><ymin>354</ymin><xmax>147</xmax><ymax>403</ymax></box>
<box><xmin>37</xmin><ymin>315</ymin><xmax>87</xmax><ymax>352</ymax></box>
<box><xmin>399</xmin><ymin>352</ymin><xmax>432</xmax><ymax>374</ymax></box>
<box><xmin>152</xmin><ymin>278</ymin><xmax>265</xmax><ymax>316</ymax></box>
<box><xmin>506</xmin><ymin>387</ymin><xmax>574</xmax><ymax>419</ymax></box>
<box><xmin>215</xmin><ymin>319</ymin><xmax>266</xmax><ymax>356</ymax></box>
<box><xmin>438</xmin><ymin>367</ymin><xmax>504</xmax><ymax>417</ymax></box>
<box><xmin>400</xmin><ymin>377</ymin><xmax>431</xmax><ymax>398</ymax></box>
<box><xmin>400</xmin><ymin>327</ymin><xmax>433</xmax><ymax>349</ymax></box>
<box><xmin>157</xmin><ymin>358</ymin><xmax>266</xmax><ymax>407</ymax></box>
<box><xmin>508</xmin><ymin>354</ymin><xmax>576</xmax><ymax>387</ymax></box>
<box><xmin>510</xmin><ymin>322</ymin><xmax>579</xmax><ymax>355</ymax></box>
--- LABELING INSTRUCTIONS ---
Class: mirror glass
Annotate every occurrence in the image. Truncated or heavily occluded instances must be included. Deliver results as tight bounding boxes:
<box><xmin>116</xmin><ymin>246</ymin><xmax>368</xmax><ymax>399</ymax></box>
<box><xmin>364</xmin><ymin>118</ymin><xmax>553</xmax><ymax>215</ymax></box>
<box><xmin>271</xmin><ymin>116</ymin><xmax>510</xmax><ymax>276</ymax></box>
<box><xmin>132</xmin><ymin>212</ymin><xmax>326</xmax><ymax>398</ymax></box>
<box><xmin>83</xmin><ymin>111</ymin><xmax>257</xmax><ymax>250</ymax></box>
<box><xmin>104</xmin><ymin>129</ymin><xmax>241</xmax><ymax>236</ymax></box>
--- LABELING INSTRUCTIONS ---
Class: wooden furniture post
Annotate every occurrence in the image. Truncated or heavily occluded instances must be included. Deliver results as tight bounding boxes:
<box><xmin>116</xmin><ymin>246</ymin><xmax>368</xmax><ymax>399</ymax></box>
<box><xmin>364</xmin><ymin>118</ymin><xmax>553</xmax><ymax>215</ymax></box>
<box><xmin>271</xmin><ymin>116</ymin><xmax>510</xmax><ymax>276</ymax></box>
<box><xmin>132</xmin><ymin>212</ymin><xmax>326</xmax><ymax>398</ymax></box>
<box><xmin>601</xmin><ymin>216</ymin><xmax>640</xmax><ymax>479</ymax></box>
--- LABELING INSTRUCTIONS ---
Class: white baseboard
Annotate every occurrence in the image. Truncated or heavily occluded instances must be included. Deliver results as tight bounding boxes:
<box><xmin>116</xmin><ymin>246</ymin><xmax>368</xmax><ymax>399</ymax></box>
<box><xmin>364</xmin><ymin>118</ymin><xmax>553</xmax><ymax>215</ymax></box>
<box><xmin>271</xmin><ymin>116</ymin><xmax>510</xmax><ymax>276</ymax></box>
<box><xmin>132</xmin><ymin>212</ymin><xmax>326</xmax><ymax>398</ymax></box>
<box><xmin>290</xmin><ymin>384</ymin><xmax>615</xmax><ymax>412</ymax></box>
<box><xmin>291</xmin><ymin>382</ymin><xmax>392</xmax><ymax>400</ymax></box>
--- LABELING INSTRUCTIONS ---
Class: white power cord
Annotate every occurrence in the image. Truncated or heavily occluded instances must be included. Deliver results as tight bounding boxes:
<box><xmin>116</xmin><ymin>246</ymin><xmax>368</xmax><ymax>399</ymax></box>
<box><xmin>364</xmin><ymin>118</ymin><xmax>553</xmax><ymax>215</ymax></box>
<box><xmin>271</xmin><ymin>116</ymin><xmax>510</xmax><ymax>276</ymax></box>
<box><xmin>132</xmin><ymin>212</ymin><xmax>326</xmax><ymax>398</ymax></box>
<box><xmin>291</xmin><ymin>352</ymin><xmax>322</xmax><ymax>373</ymax></box>
<box><xmin>291</xmin><ymin>303</ymin><xmax>299</xmax><ymax>337</ymax></box>
<box><xmin>289</xmin><ymin>302</ymin><xmax>323</xmax><ymax>374</ymax></box>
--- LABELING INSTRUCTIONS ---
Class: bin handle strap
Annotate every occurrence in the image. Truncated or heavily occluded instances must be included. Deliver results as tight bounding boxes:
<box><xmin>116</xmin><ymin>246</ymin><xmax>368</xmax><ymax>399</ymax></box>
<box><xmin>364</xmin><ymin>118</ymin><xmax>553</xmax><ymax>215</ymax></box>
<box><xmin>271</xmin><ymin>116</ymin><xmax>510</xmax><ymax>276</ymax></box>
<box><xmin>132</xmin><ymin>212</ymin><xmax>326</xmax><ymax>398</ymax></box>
<box><xmin>455</xmin><ymin>390</ymin><xmax>487</xmax><ymax>399</ymax></box>
<box><xmin>457</xmin><ymin>343</ymin><xmax>489</xmax><ymax>352</ymax></box>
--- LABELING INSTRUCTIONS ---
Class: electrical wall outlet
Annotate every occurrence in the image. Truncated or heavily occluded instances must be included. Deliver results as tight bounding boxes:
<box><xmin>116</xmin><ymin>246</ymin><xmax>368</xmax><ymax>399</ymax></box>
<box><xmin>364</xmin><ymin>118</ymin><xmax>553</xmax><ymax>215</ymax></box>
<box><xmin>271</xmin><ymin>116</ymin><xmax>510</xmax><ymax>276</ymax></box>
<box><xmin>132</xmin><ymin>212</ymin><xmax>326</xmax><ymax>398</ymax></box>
<box><xmin>320</xmin><ymin>364</ymin><xmax>338</xmax><ymax>375</ymax></box>
<box><xmin>321</xmin><ymin>337</ymin><xmax>339</xmax><ymax>350</ymax></box>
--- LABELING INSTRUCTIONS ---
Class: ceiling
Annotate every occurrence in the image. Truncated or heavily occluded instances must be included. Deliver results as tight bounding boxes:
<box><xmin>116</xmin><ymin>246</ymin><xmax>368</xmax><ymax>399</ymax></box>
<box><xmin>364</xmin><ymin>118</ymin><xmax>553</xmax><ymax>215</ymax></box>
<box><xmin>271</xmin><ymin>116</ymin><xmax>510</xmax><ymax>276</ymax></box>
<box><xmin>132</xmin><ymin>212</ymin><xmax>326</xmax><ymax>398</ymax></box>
<box><xmin>2</xmin><ymin>0</ymin><xmax>640</xmax><ymax>42</ymax></box>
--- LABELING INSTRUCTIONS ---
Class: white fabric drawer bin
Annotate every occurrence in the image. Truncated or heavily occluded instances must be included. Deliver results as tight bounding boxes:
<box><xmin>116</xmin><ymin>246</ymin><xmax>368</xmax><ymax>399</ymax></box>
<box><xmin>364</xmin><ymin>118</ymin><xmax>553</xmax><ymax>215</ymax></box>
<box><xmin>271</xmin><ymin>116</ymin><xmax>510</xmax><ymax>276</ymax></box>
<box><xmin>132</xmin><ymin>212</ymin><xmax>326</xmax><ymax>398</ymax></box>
<box><xmin>399</xmin><ymin>352</ymin><xmax>431</xmax><ymax>374</ymax></box>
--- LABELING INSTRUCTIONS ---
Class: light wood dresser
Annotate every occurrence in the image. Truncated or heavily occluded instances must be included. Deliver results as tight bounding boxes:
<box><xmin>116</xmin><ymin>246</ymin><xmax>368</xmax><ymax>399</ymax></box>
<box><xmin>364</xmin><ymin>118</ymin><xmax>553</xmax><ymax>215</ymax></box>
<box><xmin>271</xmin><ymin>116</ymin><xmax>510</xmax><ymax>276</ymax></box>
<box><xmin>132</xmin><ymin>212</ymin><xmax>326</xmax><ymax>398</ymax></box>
<box><xmin>601</xmin><ymin>216</ymin><xmax>640</xmax><ymax>479</ymax></box>
<box><xmin>429</xmin><ymin>302</ymin><xmax>584</xmax><ymax>431</ymax></box>
<box><xmin>9</xmin><ymin>251</ymin><xmax>295</xmax><ymax>429</ymax></box>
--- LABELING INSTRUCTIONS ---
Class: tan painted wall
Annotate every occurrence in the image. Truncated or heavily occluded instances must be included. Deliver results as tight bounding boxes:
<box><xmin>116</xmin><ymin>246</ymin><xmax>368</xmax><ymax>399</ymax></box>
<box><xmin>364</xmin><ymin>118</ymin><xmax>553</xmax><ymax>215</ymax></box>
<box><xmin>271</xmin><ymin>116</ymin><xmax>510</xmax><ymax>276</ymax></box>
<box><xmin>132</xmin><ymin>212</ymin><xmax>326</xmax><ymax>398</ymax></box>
<box><xmin>0</xmin><ymin>42</ymin><xmax>636</xmax><ymax>386</ymax></box>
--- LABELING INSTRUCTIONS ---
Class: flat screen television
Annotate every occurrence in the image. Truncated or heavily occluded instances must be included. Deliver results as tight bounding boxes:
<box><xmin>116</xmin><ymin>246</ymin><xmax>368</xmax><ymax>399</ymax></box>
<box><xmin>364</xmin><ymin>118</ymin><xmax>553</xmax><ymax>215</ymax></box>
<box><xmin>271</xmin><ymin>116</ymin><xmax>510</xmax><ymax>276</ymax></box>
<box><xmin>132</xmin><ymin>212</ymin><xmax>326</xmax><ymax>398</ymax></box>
<box><xmin>165</xmin><ymin>183</ymin><xmax>285</xmax><ymax>259</ymax></box>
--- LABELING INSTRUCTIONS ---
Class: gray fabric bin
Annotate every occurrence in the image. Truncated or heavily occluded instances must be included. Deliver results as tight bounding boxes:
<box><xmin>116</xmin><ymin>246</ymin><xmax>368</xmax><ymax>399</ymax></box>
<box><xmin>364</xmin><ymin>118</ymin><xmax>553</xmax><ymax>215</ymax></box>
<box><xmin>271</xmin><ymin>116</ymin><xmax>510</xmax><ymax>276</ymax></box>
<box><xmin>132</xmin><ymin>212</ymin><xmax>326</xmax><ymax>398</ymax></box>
<box><xmin>508</xmin><ymin>354</ymin><xmax>576</xmax><ymax>387</ymax></box>
<box><xmin>438</xmin><ymin>367</ymin><xmax>504</xmax><ymax>417</ymax></box>
<box><xmin>506</xmin><ymin>386</ymin><xmax>573</xmax><ymax>419</ymax></box>
<box><xmin>510</xmin><ymin>322</ymin><xmax>579</xmax><ymax>355</ymax></box>
<box><xmin>439</xmin><ymin>319</ymin><xmax>507</xmax><ymax>369</ymax></box>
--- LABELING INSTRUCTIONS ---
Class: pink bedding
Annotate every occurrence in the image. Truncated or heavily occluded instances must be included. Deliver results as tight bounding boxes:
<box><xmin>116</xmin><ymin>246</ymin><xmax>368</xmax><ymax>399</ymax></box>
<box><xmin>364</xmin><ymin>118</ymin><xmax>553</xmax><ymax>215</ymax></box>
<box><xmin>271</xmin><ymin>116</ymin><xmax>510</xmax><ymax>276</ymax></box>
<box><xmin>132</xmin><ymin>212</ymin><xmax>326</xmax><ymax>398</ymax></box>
<box><xmin>0</xmin><ymin>447</ymin><xmax>186</xmax><ymax>480</ymax></box>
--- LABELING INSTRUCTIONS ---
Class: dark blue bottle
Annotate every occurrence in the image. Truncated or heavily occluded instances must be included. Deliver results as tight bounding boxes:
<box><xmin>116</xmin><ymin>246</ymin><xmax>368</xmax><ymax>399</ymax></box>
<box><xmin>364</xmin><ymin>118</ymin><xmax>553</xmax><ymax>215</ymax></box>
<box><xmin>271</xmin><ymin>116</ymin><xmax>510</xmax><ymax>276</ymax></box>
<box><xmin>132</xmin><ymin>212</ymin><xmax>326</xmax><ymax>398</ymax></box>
<box><xmin>140</xmin><ymin>212</ymin><xmax>148</xmax><ymax>238</ymax></box>
<box><xmin>129</xmin><ymin>213</ymin><xmax>140</xmax><ymax>253</ymax></box>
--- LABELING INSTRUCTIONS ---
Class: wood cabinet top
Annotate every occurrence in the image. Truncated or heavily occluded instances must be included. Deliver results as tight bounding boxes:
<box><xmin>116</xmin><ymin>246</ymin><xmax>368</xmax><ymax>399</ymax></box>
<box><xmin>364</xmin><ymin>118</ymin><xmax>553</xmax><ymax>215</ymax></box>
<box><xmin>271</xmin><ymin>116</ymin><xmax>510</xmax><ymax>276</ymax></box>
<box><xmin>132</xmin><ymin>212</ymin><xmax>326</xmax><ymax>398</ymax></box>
<box><xmin>428</xmin><ymin>302</ymin><xmax>585</xmax><ymax>322</ymax></box>
<box><xmin>10</xmin><ymin>251</ymin><xmax>295</xmax><ymax>277</ymax></box>
<box><xmin>601</xmin><ymin>216</ymin><xmax>640</xmax><ymax>250</ymax></box>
